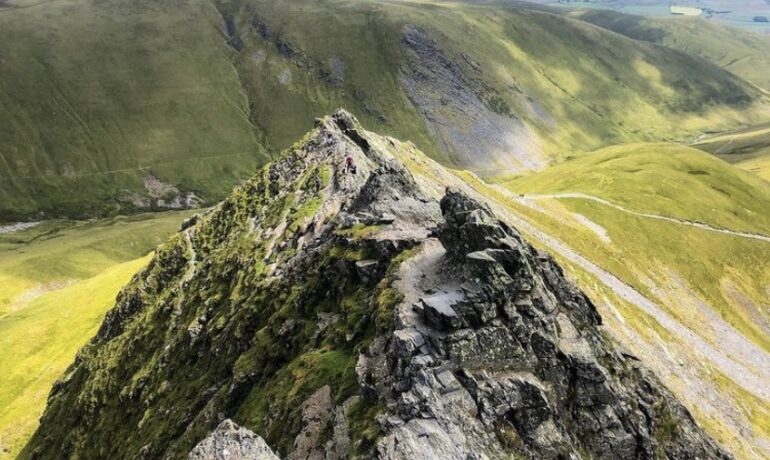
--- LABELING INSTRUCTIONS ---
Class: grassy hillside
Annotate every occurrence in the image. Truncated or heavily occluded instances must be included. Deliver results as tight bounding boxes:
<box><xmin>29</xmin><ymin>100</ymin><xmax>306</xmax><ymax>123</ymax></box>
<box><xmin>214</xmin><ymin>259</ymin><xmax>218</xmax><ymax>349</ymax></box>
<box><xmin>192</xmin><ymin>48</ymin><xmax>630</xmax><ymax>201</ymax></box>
<box><xmin>0</xmin><ymin>211</ymin><xmax>189</xmax><ymax>458</ymax></box>
<box><xmin>501</xmin><ymin>143</ymin><xmax>770</xmax><ymax>353</ymax></box>
<box><xmin>228</xmin><ymin>0</ymin><xmax>768</xmax><ymax>166</ymax></box>
<box><xmin>1</xmin><ymin>0</ymin><xmax>768</xmax><ymax>219</ymax></box>
<box><xmin>570</xmin><ymin>9</ymin><xmax>770</xmax><ymax>91</ymax></box>
<box><xmin>733</xmin><ymin>155</ymin><xmax>770</xmax><ymax>181</ymax></box>
<box><xmin>507</xmin><ymin>143</ymin><xmax>770</xmax><ymax>234</ymax></box>
<box><xmin>0</xmin><ymin>0</ymin><xmax>267</xmax><ymax>220</ymax></box>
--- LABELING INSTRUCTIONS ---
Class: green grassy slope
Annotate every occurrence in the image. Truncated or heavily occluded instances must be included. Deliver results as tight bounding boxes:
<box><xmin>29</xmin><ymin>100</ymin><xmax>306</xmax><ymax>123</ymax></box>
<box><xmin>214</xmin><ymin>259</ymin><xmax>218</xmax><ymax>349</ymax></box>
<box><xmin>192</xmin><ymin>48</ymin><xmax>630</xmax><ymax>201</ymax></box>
<box><xmin>0</xmin><ymin>0</ymin><xmax>266</xmax><ymax>220</ymax></box>
<box><xmin>2</xmin><ymin>0</ymin><xmax>769</xmax><ymax>218</ymax></box>
<box><xmin>506</xmin><ymin>143</ymin><xmax>770</xmax><ymax>234</ymax></box>
<box><xmin>733</xmin><ymin>155</ymin><xmax>770</xmax><ymax>181</ymax></box>
<box><xmin>0</xmin><ymin>257</ymin><xmax>150</xmax><ymax>459</ymax></box>
<box><xmin>570</xmin><ymin>9</ymin><xmax>770</xmax><ymax>91</ymax></box>
<box><xmin>501</xmin><ymin>144</ymin><xmax>770</xmax><ymax>353</ymax></box>
<box><xmin>0</xmin><ymin>211</ymin><xmax>189</xmax><ymax>458</ymax></box>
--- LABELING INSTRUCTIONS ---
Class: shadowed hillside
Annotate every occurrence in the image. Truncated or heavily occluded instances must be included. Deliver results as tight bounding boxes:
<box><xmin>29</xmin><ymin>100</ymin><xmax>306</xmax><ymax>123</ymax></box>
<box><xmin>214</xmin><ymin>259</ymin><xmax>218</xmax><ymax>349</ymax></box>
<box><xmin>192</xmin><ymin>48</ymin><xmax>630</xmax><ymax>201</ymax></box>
<box><xmin>0</xmin><ymin>0</ymin><xmax>268</xmax><ymax>220</ymax></box>
<box><xmin>694</xmin><ymin>122</ymin><xmax>770</xmax><ymax>181</ymax></box>
<box><xmin>1</xmin><ymin>0</ymin><xmax>768</xmax><ymax>219</ymax></box>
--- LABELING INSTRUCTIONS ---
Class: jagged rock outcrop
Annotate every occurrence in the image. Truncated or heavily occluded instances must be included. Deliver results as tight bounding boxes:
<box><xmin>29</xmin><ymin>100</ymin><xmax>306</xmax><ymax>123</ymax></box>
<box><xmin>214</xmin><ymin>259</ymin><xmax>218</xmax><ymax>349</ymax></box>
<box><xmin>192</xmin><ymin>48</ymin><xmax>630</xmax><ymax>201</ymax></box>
<box><xmin>359</xmin><ymin>190</ymin><xmax>728</xmax><ymax>459</ymax></box>
<box><xmin>24</xmin><ymin>110</ymin><xmax>727</xmax><ymax>460</ymax></box>
<box><xmin>188</xmin><ymin>419</ymin><xmax>278</xmax><ymax>460</ymax></box>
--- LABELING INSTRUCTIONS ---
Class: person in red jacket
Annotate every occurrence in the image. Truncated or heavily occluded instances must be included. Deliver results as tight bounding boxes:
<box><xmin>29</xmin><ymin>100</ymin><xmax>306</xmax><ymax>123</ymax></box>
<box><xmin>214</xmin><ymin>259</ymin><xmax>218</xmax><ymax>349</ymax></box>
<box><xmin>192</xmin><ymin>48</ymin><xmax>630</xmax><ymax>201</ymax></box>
<box><xmin>345</xmin><ymin>155</ymin><xmax>357</xmax><ymax>175</ymax></box>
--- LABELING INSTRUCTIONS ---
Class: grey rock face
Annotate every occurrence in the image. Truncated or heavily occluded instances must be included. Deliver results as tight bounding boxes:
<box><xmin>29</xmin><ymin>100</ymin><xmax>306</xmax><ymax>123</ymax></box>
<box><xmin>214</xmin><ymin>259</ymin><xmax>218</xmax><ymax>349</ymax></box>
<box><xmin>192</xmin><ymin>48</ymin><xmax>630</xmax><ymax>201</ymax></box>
<box><xmin>399</xmin><ymin>25</ymin><xmax>545</xmax><ymax>173</ymax></box>
<box><xmin>288</xmin><ymin>386</ymin><xmax>334</xmax><ymax>460</ymax></box>
<box><xmin>189</xmin><ymin>419</ymin><xmax>279</xmax><ymax>460</ymax></box>
<box><xmin>356</xmin><ymin>189</ymin><xmax>730</xmax><ymax>459</ymax></box>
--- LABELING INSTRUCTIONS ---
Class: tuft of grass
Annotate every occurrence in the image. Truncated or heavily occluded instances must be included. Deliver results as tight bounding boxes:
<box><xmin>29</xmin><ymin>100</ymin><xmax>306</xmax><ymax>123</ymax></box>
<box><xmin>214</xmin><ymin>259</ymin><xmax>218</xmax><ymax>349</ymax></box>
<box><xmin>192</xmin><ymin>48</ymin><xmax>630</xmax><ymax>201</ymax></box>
<box><xmin>345</xmin><ymin>397</ymin><xmax>385</xmax><ymax>457</ymax></box>
<box><xmin>334</xmin><ymin>224</ymin><xmax>383</xmax><ymax>239</ymax></box>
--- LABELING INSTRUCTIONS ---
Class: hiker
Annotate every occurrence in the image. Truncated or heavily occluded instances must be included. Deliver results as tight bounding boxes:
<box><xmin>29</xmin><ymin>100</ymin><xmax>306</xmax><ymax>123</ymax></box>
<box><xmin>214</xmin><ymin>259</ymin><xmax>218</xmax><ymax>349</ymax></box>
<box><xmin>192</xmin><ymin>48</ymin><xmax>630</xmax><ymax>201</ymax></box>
<box><xmin>345</xmin><ymin>155</ymin><xmax>357</xmax><ymax>175</ymax></box>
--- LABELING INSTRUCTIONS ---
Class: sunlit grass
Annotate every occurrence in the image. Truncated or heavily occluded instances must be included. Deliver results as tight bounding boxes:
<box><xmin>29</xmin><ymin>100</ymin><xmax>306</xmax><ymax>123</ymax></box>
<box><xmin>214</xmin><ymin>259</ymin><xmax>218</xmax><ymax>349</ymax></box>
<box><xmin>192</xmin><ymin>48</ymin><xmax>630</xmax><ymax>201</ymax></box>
<box><xmin>0</xmin><ymin>256</ymin><xmax>150</xmax><ymax>458</ymax></box>
<box><xmin>0</xmin><ymin>211</ymin><xmax>189</xmax><ymax>458</ymax></box>
<box><xmin>499</xmin><ymin>144</ymin><xmax>770</xmax><ymax>352</ymax></box>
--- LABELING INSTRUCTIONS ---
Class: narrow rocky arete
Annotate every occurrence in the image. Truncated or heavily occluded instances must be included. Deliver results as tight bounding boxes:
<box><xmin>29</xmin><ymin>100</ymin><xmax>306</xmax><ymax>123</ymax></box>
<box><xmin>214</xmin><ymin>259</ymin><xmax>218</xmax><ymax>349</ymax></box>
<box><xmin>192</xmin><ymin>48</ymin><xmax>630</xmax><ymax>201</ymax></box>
<box><xmin>24</xmin><ymin>111</ymin><xmax>727</xmax><ymax>459</ymax></box>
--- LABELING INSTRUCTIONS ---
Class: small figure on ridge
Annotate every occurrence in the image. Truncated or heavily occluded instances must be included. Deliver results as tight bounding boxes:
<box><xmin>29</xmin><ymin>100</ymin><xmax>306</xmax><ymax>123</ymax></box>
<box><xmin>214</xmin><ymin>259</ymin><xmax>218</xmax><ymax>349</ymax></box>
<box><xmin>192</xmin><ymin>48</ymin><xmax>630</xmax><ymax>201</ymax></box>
<box><xmin>345</xmin><ymin>155</ymin><xmax>357</xmax><ymax>175</ymax></box>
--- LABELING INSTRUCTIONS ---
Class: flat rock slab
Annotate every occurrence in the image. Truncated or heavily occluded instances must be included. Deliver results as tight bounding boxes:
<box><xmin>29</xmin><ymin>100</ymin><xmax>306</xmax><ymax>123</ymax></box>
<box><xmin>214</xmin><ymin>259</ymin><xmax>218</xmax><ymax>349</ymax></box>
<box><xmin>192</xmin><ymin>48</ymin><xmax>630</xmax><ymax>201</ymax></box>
<box><xmin>421</xmin><ymin>289</ymin><xmax>464</xmax><ymax>330</ymax></box>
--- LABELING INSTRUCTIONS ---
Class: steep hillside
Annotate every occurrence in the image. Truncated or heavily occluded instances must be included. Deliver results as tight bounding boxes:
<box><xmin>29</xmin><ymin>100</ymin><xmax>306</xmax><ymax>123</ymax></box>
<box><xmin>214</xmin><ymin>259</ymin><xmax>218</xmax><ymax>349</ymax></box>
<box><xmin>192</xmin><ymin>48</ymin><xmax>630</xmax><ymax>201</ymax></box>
<box><xmin>0</xmin><ymin>212</ymin><xmax>190</xmax><ymax>457</ymax></box>
<box><xmin>23</xmin><ymin>112</ymin><xmax>726</xmax><ymax>459</ymax></box>
<box><xmin>221</xmin><ymin>0</ymin><xmax>767</xmax><ymax>169</ymax></box>
<box><xmin>570</xmin><ymin>9</ymin><xmax>770</xmax><ymax>91</ymax></box>
<box><xmin>0</xmin><ymin>0</ymin><xmax>267</xmax><ymax>221</ymax></box>
<box><xmin>2</xmin><ymin>0</ymin><xmax>769</xmax><ymax>219</ymax></box>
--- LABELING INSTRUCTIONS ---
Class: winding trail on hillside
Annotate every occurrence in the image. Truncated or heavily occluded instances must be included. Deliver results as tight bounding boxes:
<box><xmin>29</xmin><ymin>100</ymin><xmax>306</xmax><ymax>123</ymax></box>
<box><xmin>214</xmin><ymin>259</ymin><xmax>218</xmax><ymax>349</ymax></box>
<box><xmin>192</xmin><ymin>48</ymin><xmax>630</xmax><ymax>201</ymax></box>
<box><xmin>522</xmin><ymin>192</ymin><xmax>770</xmax><ymax>243</ymax></box>
<box><xmin>475</xmin><ymin>187</ymin><xmax>770</xmax><ymax>401</ymax></box>
<box><xmin>0</xmin><ymin>221</ymin><xmax>42</xmax><ymax>234</ymax></box>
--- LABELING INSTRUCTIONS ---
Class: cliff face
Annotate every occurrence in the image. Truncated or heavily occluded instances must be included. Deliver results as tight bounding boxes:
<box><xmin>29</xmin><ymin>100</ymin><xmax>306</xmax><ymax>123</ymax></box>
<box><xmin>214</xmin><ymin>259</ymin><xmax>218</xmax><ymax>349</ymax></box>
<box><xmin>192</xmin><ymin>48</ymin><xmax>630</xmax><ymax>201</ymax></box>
<box><xmin>25</xmin><ymin>111</ymin><xmax>727</xmax><ymax>459</ymax></box>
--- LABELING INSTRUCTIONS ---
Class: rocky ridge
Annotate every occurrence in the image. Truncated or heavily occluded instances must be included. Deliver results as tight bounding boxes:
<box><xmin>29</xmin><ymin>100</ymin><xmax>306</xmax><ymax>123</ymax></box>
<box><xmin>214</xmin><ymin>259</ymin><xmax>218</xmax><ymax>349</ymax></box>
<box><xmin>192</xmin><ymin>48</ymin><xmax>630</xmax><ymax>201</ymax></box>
<box><xmin>25</xmin><ymin>111</ymin><xmax>727</xmax><ymax>459</ymax></box>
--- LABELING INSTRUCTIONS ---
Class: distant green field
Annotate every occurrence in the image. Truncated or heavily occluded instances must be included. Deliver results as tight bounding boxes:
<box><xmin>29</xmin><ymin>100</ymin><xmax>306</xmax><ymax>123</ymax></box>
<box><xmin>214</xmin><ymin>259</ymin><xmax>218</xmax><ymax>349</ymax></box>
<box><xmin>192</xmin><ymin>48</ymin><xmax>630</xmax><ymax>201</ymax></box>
<box><xmin>0</xmin><ymin>211</ymin><xmax>189</xmax><ymax>458</ymax></box>
<box><xmin>546</xmin><ymin>1</ymin><xmax>770</xmax><ymax>34</ymax></box>
<box><xmin>508</xmin><ymin>143</ymin><xmax>770</xmax><ymax>234</ymax></box>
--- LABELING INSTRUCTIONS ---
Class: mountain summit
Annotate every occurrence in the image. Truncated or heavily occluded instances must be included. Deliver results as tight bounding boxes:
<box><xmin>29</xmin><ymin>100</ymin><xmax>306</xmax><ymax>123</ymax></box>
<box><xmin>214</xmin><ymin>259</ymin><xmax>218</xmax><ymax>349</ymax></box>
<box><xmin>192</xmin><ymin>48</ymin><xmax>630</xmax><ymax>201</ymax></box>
<box><xmin>25</xmin><ymin>111</ymin><xmax>727</xmax><ymax>459</ymax></box>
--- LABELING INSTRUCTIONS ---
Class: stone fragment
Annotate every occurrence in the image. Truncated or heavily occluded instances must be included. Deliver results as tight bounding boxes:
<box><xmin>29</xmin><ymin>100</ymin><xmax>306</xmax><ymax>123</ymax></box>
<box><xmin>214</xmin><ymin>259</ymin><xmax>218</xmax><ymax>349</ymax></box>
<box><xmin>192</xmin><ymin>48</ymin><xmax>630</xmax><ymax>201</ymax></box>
<box><xmin>288</xmin><ymin>386</ymin><xmax>334</xmax><ymax>460</ymax></box>
<box><xmin>188</xmin><ymin>419</ymin><xmax>278</xmax><ymax>460</ymax></box>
